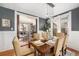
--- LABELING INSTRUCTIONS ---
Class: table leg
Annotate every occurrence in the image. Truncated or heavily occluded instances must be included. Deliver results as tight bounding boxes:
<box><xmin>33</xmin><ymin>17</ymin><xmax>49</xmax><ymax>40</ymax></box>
<box><xmin>41</xmin><ymin>53</ymin><xmax>45</xmax><ymax>56</ymax></box>
<box><xmin>34</xmin><ymin>48</ymin><xmax>36</xmax><ymax>56</ymax></box>
<box><xmin>28</xmin><ymin>41</ymin><xmax>31</xmax><ymax>48</ymax></box>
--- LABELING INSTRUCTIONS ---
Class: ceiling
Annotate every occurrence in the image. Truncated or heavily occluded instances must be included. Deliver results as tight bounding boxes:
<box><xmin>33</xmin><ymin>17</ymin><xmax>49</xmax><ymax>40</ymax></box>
<box><xmin>0</xmin><ymin>3</ymin><xmax>79</xmax><ymax>18</ymax></box>
<box><xmin>53</xmin><ymin>3</ymin><xmax>79</xmax><ymax>16</ymax></box>
<box><xmin>0</xmin><ymin>3</ymin><xmax>54</xmax><ymax>18</ymax></box>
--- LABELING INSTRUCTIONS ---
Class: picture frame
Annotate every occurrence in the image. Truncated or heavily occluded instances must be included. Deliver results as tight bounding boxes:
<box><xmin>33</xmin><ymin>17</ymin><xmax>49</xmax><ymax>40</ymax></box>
<box><xmin>2</xmin><ymin>18</ymin><xmax>10</xmax><ymax>27</ymax></box>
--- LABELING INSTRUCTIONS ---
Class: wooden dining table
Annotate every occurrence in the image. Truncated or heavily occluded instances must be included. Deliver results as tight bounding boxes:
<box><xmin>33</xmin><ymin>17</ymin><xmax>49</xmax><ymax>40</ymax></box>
<box><xmin>28</xmin><ymin>40</ymin><xmax>55</xmax><ymax>56</ymax></box>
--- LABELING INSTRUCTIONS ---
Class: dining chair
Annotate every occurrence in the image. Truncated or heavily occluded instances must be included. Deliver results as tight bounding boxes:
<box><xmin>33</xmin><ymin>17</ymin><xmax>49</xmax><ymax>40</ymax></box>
<box><xmin>62</xmin><ymin>34</ymin><xmax>68</xmax><ymax>55</ymax></box>
<box><xmin>52</xmin><ymin>33</ymin><xmax>65</xmax><ymax>56</ymax></box>
<box><xmin>12</xmin><ymin>36</ymin><xmax>34</xmax><ymax>56</ymax></box>
<box><xmin>42</xmin><ymin>32</ymin><xmax>48</xmax><ymax>40</ymax></box>
<box><xmin>56</xmin><ymin>32</ymin><xmax>65</xmax><ymax>39</ymax></box>
<box><xmin>56</xmin><ymin>32</ymin><xmax>68</xmax><ymax>55</ymax></box>
<box><xmin>32</xmin><ymin>33</ymin><xmax>39</xmax><ymax>41</ymax></box>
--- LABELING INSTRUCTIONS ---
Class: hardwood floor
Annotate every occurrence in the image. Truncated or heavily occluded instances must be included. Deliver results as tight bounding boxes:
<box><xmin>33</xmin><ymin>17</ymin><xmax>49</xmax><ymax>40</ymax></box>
<box><xmin>67</xmin><ymin>47</ymin><xmax>79</xmax><ymax>56</ymax></box>
<box><xmin>0</xmin><ymin>49</ymin><xmax>15</xmax><ymax>56</ymax></box>
<box><xmin>0</xmin><ymin>46</ymin><xmax>79</xmax><ymax>56</ymax></box>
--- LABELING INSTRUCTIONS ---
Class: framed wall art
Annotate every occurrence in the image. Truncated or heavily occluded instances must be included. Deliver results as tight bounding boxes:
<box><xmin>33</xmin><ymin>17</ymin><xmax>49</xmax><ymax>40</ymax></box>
<box><xmin>2</xmin><ymin>18</ymin><xmax>10</xmax><ymax>27</ymax></box>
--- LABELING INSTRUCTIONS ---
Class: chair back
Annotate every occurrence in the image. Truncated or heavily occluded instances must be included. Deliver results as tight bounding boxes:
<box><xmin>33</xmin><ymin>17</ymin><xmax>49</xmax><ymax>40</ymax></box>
<box><xmin>12</xmin><ymin>37</ymin><xmax>21</xmax><ymax>56</ymax></box>
<box><xmin>32</xmin><ymin>33</ymin><xmax>39</xmax><ymax>41</ymax></box>
<box><xmin>54</xmin><ymin>33</ymin><xmax>65</xmax><ymax>56</ymax></box>
<box><xmin>56</xmin><ymin>33</ymin><xmax>65</xmax><ymax>39</ymax></box>
<box><xmin>42</xmin><ymin>32</ymin><xmax>48</xmax><ymax>40</ymax></box>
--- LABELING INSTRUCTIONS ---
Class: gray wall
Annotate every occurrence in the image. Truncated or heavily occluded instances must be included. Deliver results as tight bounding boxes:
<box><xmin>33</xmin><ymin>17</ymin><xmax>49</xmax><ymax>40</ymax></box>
<box><xmin>39</xmin><ymin>18</ymin><xmax>46</xmax><ymax>30</ymax></box>
<box><xmin>0</xmin><ymin>6</ymin><xmax>15</xmax><ymax>31</ymax></box>
<box><xmin>72</xmin><ymin>7</ymin><xmax>79</xmax><ymax>31</ymax></box>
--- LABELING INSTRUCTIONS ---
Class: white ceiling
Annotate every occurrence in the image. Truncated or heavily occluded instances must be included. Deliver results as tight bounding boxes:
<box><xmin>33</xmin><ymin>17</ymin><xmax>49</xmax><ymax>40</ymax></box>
<box><xmin>0</xmin><ymin>3</ymin><xmax>79</xmax><ymax>18</ymax></box>
<box><xmin>0</xmin><ymin>3</ymin><xmax>54</xmax><ymax>18</ymax></box>
<box><xmin>53</xmin><ymin>3</ymin><xmax>79</xmax><ymax>16</ymax></box>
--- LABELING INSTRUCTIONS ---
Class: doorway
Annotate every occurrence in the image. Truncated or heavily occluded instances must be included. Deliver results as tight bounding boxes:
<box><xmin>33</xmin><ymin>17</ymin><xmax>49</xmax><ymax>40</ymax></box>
<box><xmin>17</xmin><ymin>14</ymin><xmax>37</xmax><ymax>41</ymax></box>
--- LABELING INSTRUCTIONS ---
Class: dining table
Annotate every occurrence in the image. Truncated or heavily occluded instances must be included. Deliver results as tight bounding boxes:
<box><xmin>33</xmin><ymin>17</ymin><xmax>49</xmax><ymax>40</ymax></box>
<box><xmin>28</xmin><ymin>39</ymin><xmax>56</xmax><ymax>56</ymax></box>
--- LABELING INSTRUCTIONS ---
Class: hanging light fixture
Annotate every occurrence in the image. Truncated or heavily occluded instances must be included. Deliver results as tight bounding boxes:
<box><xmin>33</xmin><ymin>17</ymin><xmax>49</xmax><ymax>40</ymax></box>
<box><xmin>45</xmin><ymin>4</ymin><xmax>49</xmax><ymax>18</ymax></box>
<box><xmin>46</xmin><ymin>3</ymin><xmax>54</xmax><ymax>18</ymax></box>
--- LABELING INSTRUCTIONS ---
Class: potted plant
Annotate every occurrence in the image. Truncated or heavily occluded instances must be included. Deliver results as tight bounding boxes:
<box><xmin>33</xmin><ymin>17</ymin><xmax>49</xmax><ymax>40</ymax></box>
<box><xmin>42</xmin><ymin>18</ymin><xmax>50</xmax><ymax>32</ymax></box>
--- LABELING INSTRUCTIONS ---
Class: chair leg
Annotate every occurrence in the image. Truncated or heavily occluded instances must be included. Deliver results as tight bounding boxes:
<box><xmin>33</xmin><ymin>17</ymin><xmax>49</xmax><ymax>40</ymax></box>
<box><xmin>62</xmin><ymin>48</ymin><xmax>67</xmax><ymax>56</ymax></box>
<box><xmin>64</xmin><ymin>48</ymin><xmax>67</xmax><ymax>55</ymax></box>
<box><xmin>62</xmin><ymin>48</ymin><xmax>64</xmax><ymax>56</ymax></box>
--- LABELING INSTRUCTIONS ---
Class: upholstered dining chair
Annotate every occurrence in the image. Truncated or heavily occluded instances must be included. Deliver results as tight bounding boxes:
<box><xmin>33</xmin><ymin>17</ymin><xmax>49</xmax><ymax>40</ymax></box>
<box><xmin>42</xmin><ymin>32</ymin><xmax>48</xmax><ymax>40</ymax></box>
<box><xmin>51</xmin><ymin>32</ymin><xmax>65</xmax><ymax>56</ymax></box>
<box><xmin>62</xmin><ymin>34</ymin><xmax>68</xmax><ymax>55</ymax></box>
<box><xmin>32</xmin><ymin>33</ymin><xmax>39</xmax><ymax>41</ymax></box>
<box><xmin>56</xmin><ymin>32</ymin><xmax>68</xmax><ymax>55</ymax></box>
<box><xmin>56</xmin><ymin>32</ymin><xmax>65</xmax><ymax>39</ymax></box>
<box><xmin>12</xmin><ymin>37</ymin><xmax>34</xmax><ymax>56</ymax></box>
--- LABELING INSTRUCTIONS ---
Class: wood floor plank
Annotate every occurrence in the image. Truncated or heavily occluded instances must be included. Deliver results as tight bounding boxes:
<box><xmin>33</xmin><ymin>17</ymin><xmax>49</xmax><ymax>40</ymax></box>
<box><xmin>0</xmin><ymin>49</ymin><xmax>15</xmax><ymax>56</ymax></box>
<box><xmin>0</xmin><ymin>47</ymin><xmax>79</xmax><ymax>56</ymax></box>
